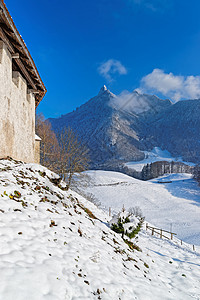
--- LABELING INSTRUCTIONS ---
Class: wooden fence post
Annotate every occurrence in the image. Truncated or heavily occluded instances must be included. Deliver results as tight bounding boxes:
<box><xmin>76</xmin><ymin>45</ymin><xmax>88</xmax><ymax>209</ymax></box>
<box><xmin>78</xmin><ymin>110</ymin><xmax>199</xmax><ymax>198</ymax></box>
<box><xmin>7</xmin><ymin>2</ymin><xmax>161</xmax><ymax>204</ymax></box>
<box><xmin>146</xmin><ymin>223</ymin><xmax>148</xmax><ymax>231</ymax></box>
<box><xmin>109</xmin><ymin>207</ymin><xmax>111</xmax><ymax>217</ymax></box>
<box><xmin>171</xmin><ymin>233</ymin><xmax>173</xmax><ymax>240</ymax></box>
<box><xmin>193</xmin><ymin>245</ymin><xmax>195</xmax><ymax>251</ymax></box>
<box><xmin>152</xmin><ymin>228</ymin><xmax>154</xmax><ymax>236</ymax></box>
<box><xmin>160</xmin><ymin>229</ymin><xmax>162</xmax><ymax>239</ymax></box>
<box><xmin>181</xmin><ymin>240</ymin><xmax>182</xmax><ymax>245</ymax></box>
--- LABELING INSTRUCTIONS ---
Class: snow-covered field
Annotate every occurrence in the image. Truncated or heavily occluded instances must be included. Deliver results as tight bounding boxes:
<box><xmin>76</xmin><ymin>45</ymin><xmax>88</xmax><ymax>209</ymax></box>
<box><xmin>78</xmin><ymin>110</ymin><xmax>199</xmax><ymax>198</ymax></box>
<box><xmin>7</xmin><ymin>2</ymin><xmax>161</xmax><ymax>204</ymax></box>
<box><xmin>75</xmin><ymin>170</ymin><xmax>200</xmax><ymax>246</ymax></box>
<box><xmin>0</xmin><ymin>159</ymin><xmax>200</xmax><ymax>299</ymax></box>
<box><xmin>125</xmin><ymin>147</ymin><xmax>195</xmax><ymax>171</ymax></box>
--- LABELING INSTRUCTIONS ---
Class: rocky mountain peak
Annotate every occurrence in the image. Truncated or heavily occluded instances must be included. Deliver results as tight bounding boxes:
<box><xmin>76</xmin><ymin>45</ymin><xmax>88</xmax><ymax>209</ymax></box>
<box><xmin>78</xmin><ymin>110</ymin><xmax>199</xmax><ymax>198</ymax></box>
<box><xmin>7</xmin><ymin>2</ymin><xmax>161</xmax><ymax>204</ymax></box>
<box><xmin>98</xmin><ymin>85</ymin><xmax>108</xmax><ymax>95</ymax></box>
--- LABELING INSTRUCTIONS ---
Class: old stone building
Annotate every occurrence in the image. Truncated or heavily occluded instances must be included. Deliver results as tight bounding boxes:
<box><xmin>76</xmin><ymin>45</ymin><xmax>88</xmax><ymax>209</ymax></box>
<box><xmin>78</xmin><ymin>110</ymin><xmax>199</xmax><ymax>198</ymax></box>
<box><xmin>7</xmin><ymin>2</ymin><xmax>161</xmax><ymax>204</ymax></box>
<box><xmin>0</xmin><ymin>0</ymin><xmax>46</xmax><ymax>163</ymax></box>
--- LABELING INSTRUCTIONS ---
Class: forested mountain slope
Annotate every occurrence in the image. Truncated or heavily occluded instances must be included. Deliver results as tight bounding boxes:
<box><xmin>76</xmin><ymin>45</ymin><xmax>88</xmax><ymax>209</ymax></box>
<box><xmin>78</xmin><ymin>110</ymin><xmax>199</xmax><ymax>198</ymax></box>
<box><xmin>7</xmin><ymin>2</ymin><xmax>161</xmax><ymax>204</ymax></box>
<box><xmin>49</xmin><ymin>87</ymin><xmax>173</xmax><ymax>167</ymax></box>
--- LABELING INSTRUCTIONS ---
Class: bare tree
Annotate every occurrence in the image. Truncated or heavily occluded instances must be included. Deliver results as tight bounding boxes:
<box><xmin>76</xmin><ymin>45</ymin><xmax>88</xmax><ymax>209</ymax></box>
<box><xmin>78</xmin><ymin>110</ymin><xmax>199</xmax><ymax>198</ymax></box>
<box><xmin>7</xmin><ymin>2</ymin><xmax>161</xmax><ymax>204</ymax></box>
<box><xmin>36</xmin><ymin>116</ymin><xmax>89</xmax><ymax>188</ymax></box>
<box><xmin>57</xmin><ymin>127</ymin><xmax>90</xmax><ymax>189</ymax></box>
<box><xmin>35</xmin><ymin>113</ymin><xmax>59</xmax><ymax>170</ymax></box>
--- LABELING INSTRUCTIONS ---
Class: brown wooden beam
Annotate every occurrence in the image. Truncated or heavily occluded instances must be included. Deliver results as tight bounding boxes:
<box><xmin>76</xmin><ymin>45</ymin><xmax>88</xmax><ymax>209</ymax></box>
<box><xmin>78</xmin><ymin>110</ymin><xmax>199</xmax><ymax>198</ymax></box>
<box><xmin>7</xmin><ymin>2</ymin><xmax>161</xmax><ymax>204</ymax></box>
<box><xmin>12</xmin><ymin>53</ymin><xmax>19</xmax><ymax>59</ymax></box>
<box><xmin>18</xmin><ymin>52</ymin><xmax>28</xmax><ymax>60</ymax></box>
<box><xmin>0</xmin><ymin>28</ymin><xmax>23</xmax><ymax>55</ymax></box>
<box><xmin>12</xmin><ymin>43</ymin><xmax>23</xmax><ymax>53</ymax></box>
<box><xmin>9</xmin><ymin>36</ymin><xmax>22</xmax><ymax>48</ymax></box>
<box><xmin>0</xmin><ymin>22</ymin><xmax>13</xmax><ymax>33</ymax></box>
<box><xmin>15</xmin><ymin>58</ymin><xmax>37</xmax><ymax>89</ymax></box>
<box><xmin>23</xmin><ymin>61</ymin><xmax>34</xmax><ymax>71</ymax></box>
<box><xmin>28</xmin><ymin>89</ymin><xmax>39</xmax><ymax>94</ymax></box>
<box><xmin>0</xmin><ymin>27</ymin><xmax>37</xmax><ymax>89</ymax></box>
<box><xmin>0</xmin><ymin>26</ymin><xmax>13</xmax><ymax>52</ymax></box>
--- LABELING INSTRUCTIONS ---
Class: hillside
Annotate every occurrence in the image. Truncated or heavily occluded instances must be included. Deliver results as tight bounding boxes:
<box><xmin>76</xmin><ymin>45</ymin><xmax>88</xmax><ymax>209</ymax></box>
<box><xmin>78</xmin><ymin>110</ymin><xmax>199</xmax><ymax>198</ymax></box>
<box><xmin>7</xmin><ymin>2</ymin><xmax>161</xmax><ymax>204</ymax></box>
<box><xmin>0</xmin><ymin>159</ymin><xmax>200</xmax><ymax>299</ymax></box>
<box><xmin>74</xmin><ymin>170</ymin><xmax>200</xmax><ymax>245</ymax></box>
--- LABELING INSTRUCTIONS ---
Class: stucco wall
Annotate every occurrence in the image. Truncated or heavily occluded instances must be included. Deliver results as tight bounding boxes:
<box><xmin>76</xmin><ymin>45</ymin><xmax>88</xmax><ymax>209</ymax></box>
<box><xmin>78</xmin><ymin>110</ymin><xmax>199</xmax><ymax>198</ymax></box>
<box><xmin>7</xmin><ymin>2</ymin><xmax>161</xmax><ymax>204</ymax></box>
<box><xmin>34</xmin><ymin>138</ymin><xmax>41</xmax><ymax>164</ymax></box>
<box><xmin>0</xmin><ymin>41</ymin><xmax>36</xmax><ymax>163</ymax></box>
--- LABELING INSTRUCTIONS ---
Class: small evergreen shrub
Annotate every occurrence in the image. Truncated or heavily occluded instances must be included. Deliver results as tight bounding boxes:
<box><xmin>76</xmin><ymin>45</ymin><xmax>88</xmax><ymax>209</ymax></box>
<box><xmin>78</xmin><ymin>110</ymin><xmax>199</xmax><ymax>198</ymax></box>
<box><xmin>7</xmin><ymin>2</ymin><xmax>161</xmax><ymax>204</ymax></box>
<box><xmin>110</xmin><ymin>207</ymin><xmax>144</xmax><ymax>240</ymax></box>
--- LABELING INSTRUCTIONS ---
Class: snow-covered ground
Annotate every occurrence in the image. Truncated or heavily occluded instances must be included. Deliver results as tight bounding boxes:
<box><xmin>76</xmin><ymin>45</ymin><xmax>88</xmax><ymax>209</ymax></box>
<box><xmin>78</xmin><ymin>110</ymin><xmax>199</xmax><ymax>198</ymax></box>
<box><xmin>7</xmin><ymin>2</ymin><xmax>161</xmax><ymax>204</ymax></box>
<box><xmin>125</xmin><ymin>147</ymin><xmax>195</xmax><ymax>171</ymax></box>
<box><xmin>0</xmin><ymin>159</ymin><xmax>200</xmax><ymax>299</ymax></box>
<box><xmin>75</xmin><ymin>170</ymin><xmax>200</xmax><ymax>246</ymax></box>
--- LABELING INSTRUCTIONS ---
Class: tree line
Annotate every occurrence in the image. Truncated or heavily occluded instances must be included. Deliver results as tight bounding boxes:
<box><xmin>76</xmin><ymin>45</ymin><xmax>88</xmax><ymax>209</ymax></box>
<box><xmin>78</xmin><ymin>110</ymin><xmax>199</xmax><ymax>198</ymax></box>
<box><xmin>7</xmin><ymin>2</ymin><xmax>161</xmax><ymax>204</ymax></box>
<box><xmin>193</xmin><ymin>165</ymin><xmax>200</xmax><ymax>185</ymax></box>
<box><xmin>141</xmin><ymin>161</ymin><xmax>193</xmax><ymax>180</ymax></box>
<box><xmin>98</xmin><ymin>160</ymin><xmax>194</xmax><ymax>181</ymax></box>
<box><xmin>36</xmin><ymin>113</ymin><xmax>89</xmax><ymax>189</ymax></box>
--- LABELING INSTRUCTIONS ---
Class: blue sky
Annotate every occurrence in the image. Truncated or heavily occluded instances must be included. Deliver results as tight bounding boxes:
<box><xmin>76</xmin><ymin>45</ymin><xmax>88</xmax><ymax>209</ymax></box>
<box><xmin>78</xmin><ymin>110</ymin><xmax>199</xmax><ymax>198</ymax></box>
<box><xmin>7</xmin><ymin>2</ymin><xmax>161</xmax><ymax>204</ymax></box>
<box><xmin>5</xmin><ymin>0</ymin><xmax>200</xmax><ymax>117</ymax></box>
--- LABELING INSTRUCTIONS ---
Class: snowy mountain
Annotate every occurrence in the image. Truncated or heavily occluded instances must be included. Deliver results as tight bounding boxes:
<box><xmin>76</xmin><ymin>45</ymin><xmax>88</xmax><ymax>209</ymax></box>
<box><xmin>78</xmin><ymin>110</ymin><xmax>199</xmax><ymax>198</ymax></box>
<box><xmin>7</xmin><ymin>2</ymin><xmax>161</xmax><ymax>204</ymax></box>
<box><xmin>49</xmin><ymin>87</ymin><xmax>200</xmax><ymax>169</ymax></box>
<box><xmin>0</xmin><ymin>159</ymin><xmax>200</xmax><ymax>299</ymax></box>
<box><xmin>145</xmin><ymin>99</ymin><xmax>200</xmax><ymax>162</ymax></box>
<box><xmin>49</xmin><ymin>87</ymin><xmax>171</xmax><ymax>167</ymax></box>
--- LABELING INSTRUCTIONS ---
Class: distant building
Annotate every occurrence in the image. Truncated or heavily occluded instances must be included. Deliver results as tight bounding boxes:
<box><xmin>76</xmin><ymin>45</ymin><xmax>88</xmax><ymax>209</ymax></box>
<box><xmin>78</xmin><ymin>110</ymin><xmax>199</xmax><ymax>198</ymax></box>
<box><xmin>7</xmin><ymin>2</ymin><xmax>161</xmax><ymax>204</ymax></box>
<box><xmin>0</xmin><ymin>0</ymin><xmax>46</xmax><ymax>163</ymax></box>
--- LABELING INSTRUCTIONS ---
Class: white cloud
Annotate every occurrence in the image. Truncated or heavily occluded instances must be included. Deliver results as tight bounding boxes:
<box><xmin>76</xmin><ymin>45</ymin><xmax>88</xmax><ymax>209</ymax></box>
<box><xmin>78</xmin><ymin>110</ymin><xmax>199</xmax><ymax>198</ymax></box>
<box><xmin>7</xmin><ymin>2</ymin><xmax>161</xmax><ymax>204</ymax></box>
<box><xmin>140</xmin><ymin>69</ymin><xmax>200</xmax><ymax>101</ymax></box>
<box><xmin>98</xmin><ymin>59</ymin><xmax>127</xmax><ymax>82</ymax></box>
<box><xmin>109</xmin><ymin>90</ymin><xmax>153</xmax><ymax>114</ymax></box>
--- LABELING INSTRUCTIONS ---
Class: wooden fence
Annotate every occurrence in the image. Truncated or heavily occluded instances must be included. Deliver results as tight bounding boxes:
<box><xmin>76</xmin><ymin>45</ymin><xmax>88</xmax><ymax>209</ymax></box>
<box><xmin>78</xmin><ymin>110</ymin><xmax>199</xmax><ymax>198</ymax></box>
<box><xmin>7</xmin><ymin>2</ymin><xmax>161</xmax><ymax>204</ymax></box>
<box><xmin>146</xmin><ymin>223</ymin><xmax>176</xmax><ymax>240</ymax></box>
<box><xmin>146</xmin><ymin>223</ymin><xmax>196</xmax><ymax>251</ymax></box>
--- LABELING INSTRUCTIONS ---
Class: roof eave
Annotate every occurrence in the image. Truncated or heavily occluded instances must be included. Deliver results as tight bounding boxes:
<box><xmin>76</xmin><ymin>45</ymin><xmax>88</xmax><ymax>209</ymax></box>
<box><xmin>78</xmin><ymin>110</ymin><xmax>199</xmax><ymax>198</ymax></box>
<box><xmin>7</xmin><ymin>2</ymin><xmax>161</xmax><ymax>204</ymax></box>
<box><xmin>0</xmin><ymin>0</ymin><xmax>46</xmax><ymax>106</ymax></box>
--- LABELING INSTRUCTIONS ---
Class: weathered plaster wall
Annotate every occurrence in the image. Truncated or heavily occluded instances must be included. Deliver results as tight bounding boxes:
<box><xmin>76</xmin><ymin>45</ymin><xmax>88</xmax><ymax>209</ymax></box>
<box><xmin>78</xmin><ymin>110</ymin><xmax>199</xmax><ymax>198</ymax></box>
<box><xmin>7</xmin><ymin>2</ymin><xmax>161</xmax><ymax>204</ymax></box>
<box><xmin>34</xmin><ymin>136</ymin><xmax>41</xmax><ymax>164</ymax></box>
<box><xmin>0</xmin><ymin>41</ymin><xmax>36</xmax><ymax>163</ymax></box>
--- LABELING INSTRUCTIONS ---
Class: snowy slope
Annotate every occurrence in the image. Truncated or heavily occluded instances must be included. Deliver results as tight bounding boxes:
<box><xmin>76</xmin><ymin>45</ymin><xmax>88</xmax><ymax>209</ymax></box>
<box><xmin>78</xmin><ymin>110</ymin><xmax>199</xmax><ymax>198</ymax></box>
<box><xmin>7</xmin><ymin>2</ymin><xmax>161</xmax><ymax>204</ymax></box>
<box><xmin>125</xmin><ymin>147</ymin><xmax>195</xmax><ymax>172</ymax></box>
<box><xmin>75</xmin><ymin>170</ymin><xmax>200</xmax><ymax>245</ymax></box>
<box><xmin>0</xmin><ymin>159</ymin><xmax>200</xmax><ymax>299</ymax></box>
